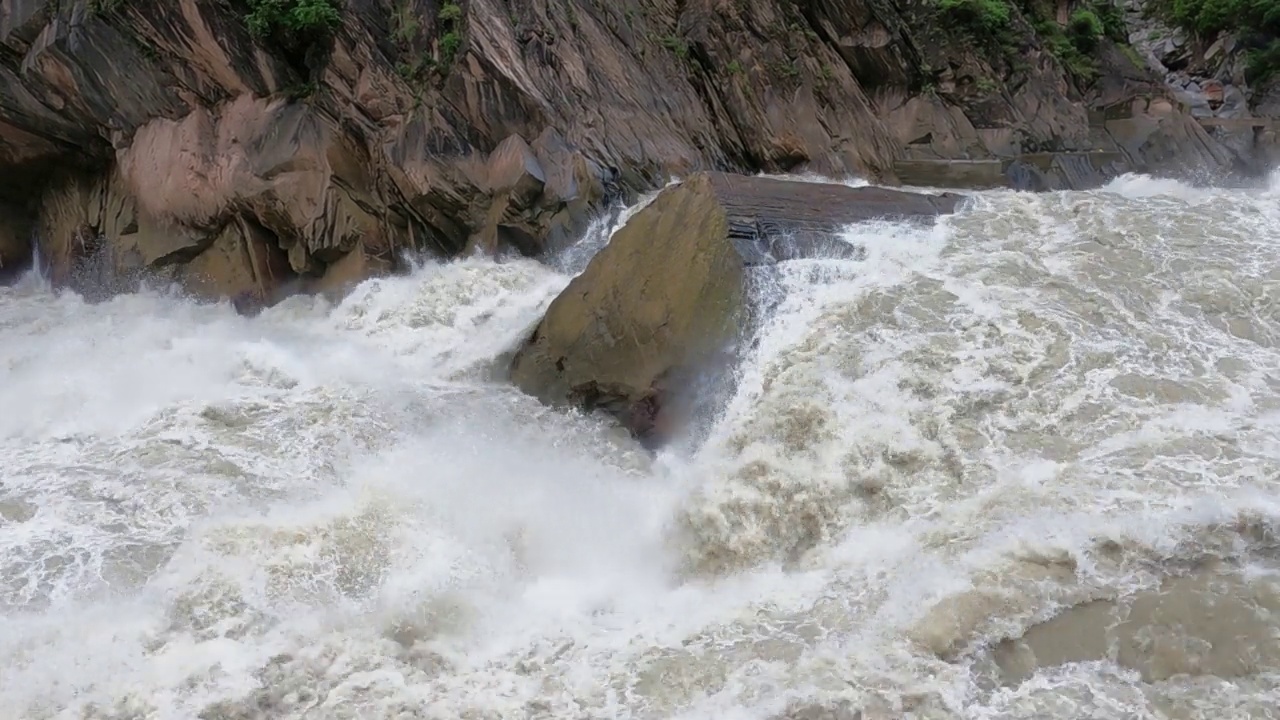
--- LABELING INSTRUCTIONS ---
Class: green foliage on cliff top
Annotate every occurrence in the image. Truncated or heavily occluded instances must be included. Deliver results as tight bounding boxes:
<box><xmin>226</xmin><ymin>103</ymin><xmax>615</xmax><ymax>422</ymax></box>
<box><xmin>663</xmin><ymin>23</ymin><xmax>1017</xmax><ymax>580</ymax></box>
<box><xmin>245</xmin><ymin>0</ymin><xmax>341</xmax><ymax>39</ymax></box>
<box><xmin>1067</xmin><ymin>9</ymin><xmax>1105</xmax><ymax>51</ymax></box>
<box><xmin>1094</xmin><ymin>1</ymin><xmax>1129</xmax><ymax>41</ymax></box>
<box><xmin>935</xmin><ymin>0</ymin><xmax>1126</xmax><ymax>84</ymax></box>
<box><xmin>1157</xmin><ymin>0</ymin><xmax>1280</xmax><ymax>82</ymax></box>
<box><xmin>439</xmin><ymin>1</ymin><xmax>463</xmax><ymax>22</ymax></box>
<box><xmin>242</xmin><ymin>0</ymin><xmax>341</xmax><ymax>86</ymax></box>
<box><xmin>937</xmin><ymin>0</ymin><xmax>1013</xmax><ymax>35</ymax></box>
<box><xmin>1246</xmin><ymin>39</ymin><xmax>1280</xmax><ymax>82</ymax></box>
<box><xmin>1033</xmin><ymin>17</ymin><xmax>1099</xmax><ymax>80</ymax></box>
<box><xmin>437</xmin><ymin>1</ymin><xmax>464</xmax><ymax>66</ymax></box>
<box><xmin>1162</xmin><ymin>0</ymin><xmax>1280</xmax><ymax>37</ymax></box>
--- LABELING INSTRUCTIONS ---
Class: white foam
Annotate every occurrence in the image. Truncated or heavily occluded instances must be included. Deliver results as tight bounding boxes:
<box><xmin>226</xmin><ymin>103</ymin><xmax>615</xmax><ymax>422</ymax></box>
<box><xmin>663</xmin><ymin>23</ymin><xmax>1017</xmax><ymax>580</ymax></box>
<box><xmin>5</xmin><ymin>173</ymin><xmax>1280</xmax><ymax>718</ymax></box>
<box><xmin>1100</xmin><ymin>171</ymin><xmax>1215</xmax><ymax>202</ymax></box>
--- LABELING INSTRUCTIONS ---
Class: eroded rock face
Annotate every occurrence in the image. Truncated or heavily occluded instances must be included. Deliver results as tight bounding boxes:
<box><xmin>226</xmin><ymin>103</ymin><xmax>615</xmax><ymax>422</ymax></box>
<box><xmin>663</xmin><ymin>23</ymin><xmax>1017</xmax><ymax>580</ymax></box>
<box><xmin>0</xmin><ymin>0</ymin><xmax>1264</xmax><ymax>296</ymax></box>
<box><xmin>507</xmin><ymin>172</ymin><xmax>963</xmax><ymax>445</ymax></box>
<box><xmin>0</xmin><ymin>0</ymin><xmax>629</xmax><ymax>297</ymax></box>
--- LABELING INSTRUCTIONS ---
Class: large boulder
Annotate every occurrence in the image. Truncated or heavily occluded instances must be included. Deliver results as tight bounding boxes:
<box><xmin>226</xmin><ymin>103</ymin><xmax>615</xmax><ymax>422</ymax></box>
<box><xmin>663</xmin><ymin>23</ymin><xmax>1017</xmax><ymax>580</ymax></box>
<box><xmin>507</xmin><ymin>172</ymin><xmax>963</xmax><ymax>446</ymax></box>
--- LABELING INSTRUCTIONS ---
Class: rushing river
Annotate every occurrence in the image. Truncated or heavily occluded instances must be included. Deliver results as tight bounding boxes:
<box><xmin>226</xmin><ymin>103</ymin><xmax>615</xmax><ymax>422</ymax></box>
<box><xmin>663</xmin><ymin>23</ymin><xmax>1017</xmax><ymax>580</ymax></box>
<box><xmin>3</xmin><ymin>173</ymin><xmax>1280</xmax><ymax>719</ymax></box>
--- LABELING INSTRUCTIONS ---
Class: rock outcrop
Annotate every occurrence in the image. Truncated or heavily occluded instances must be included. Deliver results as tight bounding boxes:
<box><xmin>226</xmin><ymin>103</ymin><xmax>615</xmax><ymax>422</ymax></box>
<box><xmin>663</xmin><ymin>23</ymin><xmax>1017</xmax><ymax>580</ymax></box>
<box><xmin>507</xmin><ymin>172</ymin><xmax>963</xmax><ymax>445</ymax></box>
<box><xmin>708</xmin><ymin>172</ymin><xmax>965</xmax><ymax>260</ymax></box>
<box><xmin>0</xmin><ymin>0</ymin><xmax>1270</xmax><ymax>296</ymax></box>
<box><xmin>1120</xmin><ymin>0</ymin><xmax>1280</xmax><ymax>175</ymax></box>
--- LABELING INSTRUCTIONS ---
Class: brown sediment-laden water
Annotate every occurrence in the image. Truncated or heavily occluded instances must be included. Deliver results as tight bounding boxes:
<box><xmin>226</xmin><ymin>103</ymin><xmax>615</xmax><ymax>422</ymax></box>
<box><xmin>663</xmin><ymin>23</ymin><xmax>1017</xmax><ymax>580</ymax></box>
<box><xmin>3</xmin><ymin>173</ymin><xmax>1280</xmax><ymax>719</ymax></box>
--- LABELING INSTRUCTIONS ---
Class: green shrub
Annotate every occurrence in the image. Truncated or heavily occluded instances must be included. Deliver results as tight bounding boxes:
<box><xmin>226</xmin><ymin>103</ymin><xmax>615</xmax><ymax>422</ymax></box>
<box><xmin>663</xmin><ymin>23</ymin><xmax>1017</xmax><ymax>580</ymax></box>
<box><xmin>1119</xmin><ymin>42</ymin><xmax>1146</xmax><ymax>68</ymax></box>
<box><xmin>1094</xmin><ymin>1</ymin><xmax>1129</xmax><ymax>41</ymax></box>
<box><xmin>1067</xmin><ymin>9</ymin><xmax>1104</xmax><ymax>51</ymax></box>
<box><xmin>661</xmin><ymin>34</ymin><xmax>689</xmax><ymax>59</ymax></box>
<box><xmin>1157</xmin><ymin>0</ymin><xmax>1280</xmax><ymax>83</ymax></box>
<box><xmin>435</xmin><ymin>2</ymin><xmax>465</xmax><ymax>67</ymax></box>
<box><xmin>438</xmin><ymin>1</ymin><xmax>462</xmax><ymax>22</ymax></box>
<box><xmin>245</xmin><ymin>0</ymin><xmax>341</xmax><ymax>40</ymax></box>
<box><xmin>1018</xmin><ymin>1</ymin><xmax>1133</xmax><ymax>83</ymax></box>
<box><xmin>1246</xmin><ymin>37</ymin><xmax>1280</xmax><ymax>82</ymax></box>
<box><xmin>1163</xmin><ymin>0</ymin><xmax>1280</xmax><ymax>37</ymax></box>
<box><xmin>391</xmin><ymin>1</ymin><xmax>419</xmax><ymax>43</ymax></box>
<box><xmin>440</xmin><ymin>30</ymin><xmax>462</xmax><ymax>64</ymax></box>
<box><xmin>937</xmin><ymin>0</ymin><xmax>1012</xmax><ymax>35</ymax></box>
<box><xmin>1031</xmin><ymin>15</ymin><xmax>1100</xmax><ymax>81</ymax></box>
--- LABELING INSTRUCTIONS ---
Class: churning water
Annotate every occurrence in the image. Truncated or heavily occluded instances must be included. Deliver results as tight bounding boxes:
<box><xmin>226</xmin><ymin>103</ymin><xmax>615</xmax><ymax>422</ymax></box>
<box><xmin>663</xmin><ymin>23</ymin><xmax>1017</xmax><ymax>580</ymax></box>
<box><xmin>4</xmin><ymin>173</ymin><xmax>1280</xmax><ymax>720</ymax></box>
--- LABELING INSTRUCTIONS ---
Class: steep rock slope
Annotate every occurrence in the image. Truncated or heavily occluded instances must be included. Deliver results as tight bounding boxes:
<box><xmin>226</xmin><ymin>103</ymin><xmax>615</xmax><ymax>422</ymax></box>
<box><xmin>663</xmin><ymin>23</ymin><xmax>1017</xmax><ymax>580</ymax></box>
<box><xmin>1120</xmin><ymin>0</ymin><xmax>1280</xmax><ymax>173</ymax></box>
<box><xmin>0</xmin><ymin>0</ymin><xmax>1254</xmax><ymax>301</ymax></box>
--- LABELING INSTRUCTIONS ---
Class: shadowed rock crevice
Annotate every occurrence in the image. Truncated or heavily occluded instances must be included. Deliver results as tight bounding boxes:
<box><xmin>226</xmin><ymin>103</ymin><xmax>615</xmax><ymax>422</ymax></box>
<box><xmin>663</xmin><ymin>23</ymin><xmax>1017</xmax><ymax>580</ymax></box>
<box><xmin>0</xmin><ymin>200</ymin><xmax>32</xmax><ymax>282</ymax></box>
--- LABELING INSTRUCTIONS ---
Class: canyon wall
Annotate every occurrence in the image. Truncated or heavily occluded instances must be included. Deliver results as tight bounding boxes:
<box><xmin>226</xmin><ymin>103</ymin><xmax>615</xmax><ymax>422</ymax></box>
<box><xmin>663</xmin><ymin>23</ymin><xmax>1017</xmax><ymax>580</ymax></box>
<box><xmin>0</xmin><ymin>0</ymin><xmax>1271</xmax><ymax>298</ymax></box>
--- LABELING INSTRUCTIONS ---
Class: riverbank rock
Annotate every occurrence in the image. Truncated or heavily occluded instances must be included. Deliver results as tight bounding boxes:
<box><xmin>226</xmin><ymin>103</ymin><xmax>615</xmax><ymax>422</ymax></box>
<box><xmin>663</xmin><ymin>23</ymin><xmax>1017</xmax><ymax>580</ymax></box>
<box><xmin>507</xmin><ymin>172</ymin><xmax>963</xmax><ymax>445</ymax></box>
<box><xmin>0</xmin><ymin>0</ymin><xmax>1266</xmax><ymax>295</ymax></box>
<box><xmin>1119</xmin><ymin>0</ymin><xmax>1280</xmax><ymax>177</ymax></box>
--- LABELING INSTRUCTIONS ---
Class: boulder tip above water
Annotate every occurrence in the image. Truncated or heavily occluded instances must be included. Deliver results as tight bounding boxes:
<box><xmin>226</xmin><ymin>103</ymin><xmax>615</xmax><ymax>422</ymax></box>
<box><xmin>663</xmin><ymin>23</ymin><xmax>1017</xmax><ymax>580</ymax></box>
<box><xmin>507</xmin><ymin>172</ymin><xmax>965</xmax><ymax>446</ymax></box>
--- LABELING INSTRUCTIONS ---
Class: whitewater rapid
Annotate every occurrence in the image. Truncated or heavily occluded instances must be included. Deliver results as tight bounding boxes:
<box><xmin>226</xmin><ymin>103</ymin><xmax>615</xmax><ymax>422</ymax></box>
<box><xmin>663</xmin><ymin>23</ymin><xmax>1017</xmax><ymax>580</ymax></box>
<box><xmin>3</xmin><ymin>174</ymin><xmax>1280</xmax><ymax>719</ymax></box>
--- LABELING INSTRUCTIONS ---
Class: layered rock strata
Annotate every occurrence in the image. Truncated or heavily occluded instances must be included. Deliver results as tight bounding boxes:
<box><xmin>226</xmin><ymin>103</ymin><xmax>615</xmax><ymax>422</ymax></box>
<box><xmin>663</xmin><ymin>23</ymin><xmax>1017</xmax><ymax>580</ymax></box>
<box><xmin>0</xmin><ymin>0</ymin><xmax>1270</xmax><ymax>298</ymax></box>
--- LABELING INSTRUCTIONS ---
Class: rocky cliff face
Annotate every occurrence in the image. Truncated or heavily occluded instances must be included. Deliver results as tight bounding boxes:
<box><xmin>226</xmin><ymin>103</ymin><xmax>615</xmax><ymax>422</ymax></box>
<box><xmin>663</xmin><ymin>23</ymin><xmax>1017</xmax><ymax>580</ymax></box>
<box><xmin>507</xmin><ymin>172</ymin><xmax>963</xmax><ymax>446</ymax></box>
<box><xmin>1121</xmin><ymin>0</ymin><xmax>1280</xmax><ymax>174</ymax></box>
<box><xmin>0</xmin><ymin>0</ymin><xmax>1267</xmax><ymax>300</ymax></box>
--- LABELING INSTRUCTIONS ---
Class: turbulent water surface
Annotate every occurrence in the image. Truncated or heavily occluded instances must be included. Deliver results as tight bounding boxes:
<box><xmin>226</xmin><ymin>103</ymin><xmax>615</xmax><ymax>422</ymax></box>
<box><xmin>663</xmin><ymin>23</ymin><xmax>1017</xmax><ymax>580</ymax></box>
<box><xmin>4</xmin><ymin>174</ymin><xmax>1280</xmax><ymax>720</ymax></box>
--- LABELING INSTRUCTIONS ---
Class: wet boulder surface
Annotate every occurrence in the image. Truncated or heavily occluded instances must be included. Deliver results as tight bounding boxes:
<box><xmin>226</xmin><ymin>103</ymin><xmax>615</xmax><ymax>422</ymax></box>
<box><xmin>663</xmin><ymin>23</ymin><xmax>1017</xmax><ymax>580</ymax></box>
<box><xmin>0</xmin><ymin>0</ymin><xmax>1265</xmax><ymax>299</ymax></box>
<box><xmin>508</xmin><ymin>172</ymin><xmax>965</xmax><ymax>446</ymax></box>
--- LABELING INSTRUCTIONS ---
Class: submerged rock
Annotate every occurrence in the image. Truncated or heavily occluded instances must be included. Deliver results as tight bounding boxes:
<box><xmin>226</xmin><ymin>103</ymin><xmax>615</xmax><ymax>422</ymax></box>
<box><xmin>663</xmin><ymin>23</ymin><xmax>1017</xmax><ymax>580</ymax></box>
<box><xmin>986</xmin><ymin>559</ymin><xmax>1280</xmax><ymax>685</ymax></box>
<box><xmin>507</xmin><ymin>172</ymin><xmax>963</xmax><ymax>446</ymax></box>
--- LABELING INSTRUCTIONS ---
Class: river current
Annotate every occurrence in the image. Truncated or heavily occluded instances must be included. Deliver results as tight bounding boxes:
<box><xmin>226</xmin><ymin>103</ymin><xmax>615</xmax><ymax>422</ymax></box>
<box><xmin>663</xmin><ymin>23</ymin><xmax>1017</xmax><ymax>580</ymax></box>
<box><xmin>3</xmin><ymin>173</ymin><xmax>1280</xmax><ymax>719</ymax></box>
